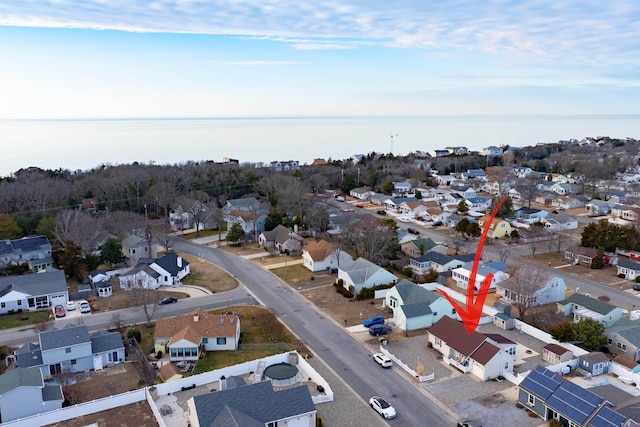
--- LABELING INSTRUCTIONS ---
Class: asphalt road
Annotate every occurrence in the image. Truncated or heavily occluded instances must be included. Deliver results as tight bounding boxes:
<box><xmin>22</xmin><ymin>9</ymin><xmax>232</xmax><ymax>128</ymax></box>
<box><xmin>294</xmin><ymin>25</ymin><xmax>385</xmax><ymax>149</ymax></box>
<box><xmin>171</xmin><ymin>238</ymin><xmax>456</xmax><ymax>427</ymax></box>
<box><xmin>0</xmin><ymin>287</ymin><xmax>256</xmax><ymax>348</ymax></box>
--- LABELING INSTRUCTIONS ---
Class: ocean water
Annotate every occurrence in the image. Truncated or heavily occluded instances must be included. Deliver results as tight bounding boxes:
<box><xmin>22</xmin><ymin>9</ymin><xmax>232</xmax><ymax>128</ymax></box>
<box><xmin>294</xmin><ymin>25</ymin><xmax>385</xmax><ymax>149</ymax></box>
<box><xmin>1</xmin><ymin>115</ymin><xmax>638</xmax><ymax>177</ymax></box>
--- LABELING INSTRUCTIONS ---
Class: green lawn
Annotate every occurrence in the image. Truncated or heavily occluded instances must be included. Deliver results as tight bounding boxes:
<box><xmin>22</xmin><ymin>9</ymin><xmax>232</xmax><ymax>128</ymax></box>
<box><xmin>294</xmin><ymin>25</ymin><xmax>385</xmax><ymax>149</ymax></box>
<box><xmin>192</xmin><ymin>348</ymin><xmax>283</xmax><ymax>375</ymax></box>
<box><xmin>0</xmin><ymin>310</ymin><xmax>50</xmax><ymax>330</ymax></box>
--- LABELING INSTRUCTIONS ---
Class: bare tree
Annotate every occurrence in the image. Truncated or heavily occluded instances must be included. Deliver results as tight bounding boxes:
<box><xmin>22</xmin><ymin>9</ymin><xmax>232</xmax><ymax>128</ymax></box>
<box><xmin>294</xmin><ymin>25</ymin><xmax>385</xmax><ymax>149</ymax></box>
<box><xmin>103</xmin><ymin>210</ymin><xmax>147</xmax><ymax>239</ymax></box>
<box><xmin>128</xmin><ymin>279</ymin><xmax>161</xmax><ymax>327</ymax></box>
<box><xmin>495</xmin><ymin>245</ymin><xmax>511</xmax><ymax>264</ymax></box>
<box><xmin>525</xmin><ymin>223</ymin><xmax>548</xmax><ymax>258</ymax></box>
<box><xmin>355</xmin><ymin>217</ymin><xmax>397</xmax><ymax>265</ymax></box>
<box><xmin>448</xmin><ymin>235</ymin><xmax>466</xmax><ymax>255</ymax></box>
<box><xmin>154</xmin><ymin>223</ymin><xmax>176</xmax><ymax>252</ymax></box>
<box><xmin>329</xmin><ymin>233</ymin><xmax>349</xmax><ymax>268</ymax></box>
<box><xmin>33</xmin><ymin>317</ymin><xmax>54</xmax><ymax>333</ymax></box>
<box><xmin>515</xmin><ymin>176</ymin><xmax>542</xmax><ymax>208</ymax></box>
<box><xmin>54</xmin><ymin>362</ymin><xmax>77</xmax><ymax>390</ymax></box>
<box><xmin>307</xmin><ymin>205</ymin><xmax>329</xmax><ymax>241</ymax></box>
<box><xmin>500</xmin><ymin>266</ymin><xmax>548</xmax><ymax>321</ymax></box>
<box><xmin>54</xmin><ymin>209</ymin><xmax>107</xmax><ymax>253</ymax></box>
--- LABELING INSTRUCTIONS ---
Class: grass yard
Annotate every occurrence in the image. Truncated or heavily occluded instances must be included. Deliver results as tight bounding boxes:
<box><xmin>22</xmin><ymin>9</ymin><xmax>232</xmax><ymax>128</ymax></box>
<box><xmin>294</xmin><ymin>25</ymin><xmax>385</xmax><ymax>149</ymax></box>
<box><xmin>192</xmin><ymin>348</ymin><xmax>284</xmax><ymax>375</ymax></box>
<box><xmin>0</xmin><ymin>309</ymin><xmax>50</xmax><ymax>330</ymax></box>
<box><xmin>269</xmin><ymin>264</ymin><xmax>315</xmax><ymax>284</ymax></box>
<box><xmin>179</xmin><ymin>253</ymin><xmax>238</xmax><ymax>292</ymax></box>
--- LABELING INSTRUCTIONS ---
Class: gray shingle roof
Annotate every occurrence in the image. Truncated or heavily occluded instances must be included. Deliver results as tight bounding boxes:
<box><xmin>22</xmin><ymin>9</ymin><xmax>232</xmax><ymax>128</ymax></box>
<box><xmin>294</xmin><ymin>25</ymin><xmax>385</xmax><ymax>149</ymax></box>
<box><xmin>15</xmin><ymin>343</ymin><xmax>42</xmax><ymax>368</ymax></box>
<box><xmin>193</xmin><ymin>381</ymin><xmax>315</xmax><ymax>426</ymax></box>
<box><xmin>413</xmin><ymin>251</ymin><xmax>454</xmax><ymax>266</ymax></box>
<box><xmin>558</xmin><ymin>294</ymin><xmax>616</xmax><ymax>315</ymax></box>
<box><xmin>42</xmin><ymin>384</ymin><xmax>64</xmax><ymax>402</ymax></box>
<box><xmin>0</xmin><ymin>367</ymin><xmax>43</xmax><ymax>395</ymax></box>
<box><xmin>40</xmin><ymin>324</ymin><xmax>90</xmax><ymax>351</ymax></box>
<box><xmin>0</xmin><ymin>269</ymin><xmax>67</xmax><ymax>297</ymax></box>
<box><xmin>90</xmin><ymin>330</ymin><xmax>124</xmax><ymax>354</ymax></box>
<box><xmin>400</xmin><ymin>302</ymin><xmax>432</xmax><ymax>318</ymax></box>
<box><xmin>618</xmin><ymin>259</ymin><xmax>640</xmax><ymax>271</ymax></box>
<box><xmin>393</xmin><ymin>280</ymin><xmax>440</xmax><ymax>305</ymax></box>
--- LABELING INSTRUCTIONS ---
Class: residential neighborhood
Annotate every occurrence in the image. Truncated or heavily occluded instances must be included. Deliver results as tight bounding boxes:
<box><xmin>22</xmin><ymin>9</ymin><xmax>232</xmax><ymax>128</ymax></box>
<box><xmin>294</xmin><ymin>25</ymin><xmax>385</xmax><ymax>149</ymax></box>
<box><xmin>0</xmin><ymin>135</ymin><xmax>639</xmax><ymax>426</ymax></box>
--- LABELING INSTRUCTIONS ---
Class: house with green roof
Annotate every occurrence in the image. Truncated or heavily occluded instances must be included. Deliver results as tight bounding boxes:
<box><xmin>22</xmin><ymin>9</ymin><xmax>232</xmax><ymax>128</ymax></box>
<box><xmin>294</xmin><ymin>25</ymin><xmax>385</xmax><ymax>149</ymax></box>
<box><xmin>384</xmin><ymin>280</ymin><xmax>456</xmax><ymax>331</ymax></box>
<box><xmin>556</xmin><ymin>294</ymin><xmax>625</xmax><ymax>328</ymax></box>
<box><xmin>603</xmin><ymin>318</ymin><xmax>640</xmax><ymax>362</ymax></box>
<box><xmin>0</xmin><ymin>367</ymin><xmax>63</xmax><ymax>422</ymax></box>
<box><xmin>400</xmin><ymin>237</ymin><xmax>445</xmax><ymax>257</ymax></box>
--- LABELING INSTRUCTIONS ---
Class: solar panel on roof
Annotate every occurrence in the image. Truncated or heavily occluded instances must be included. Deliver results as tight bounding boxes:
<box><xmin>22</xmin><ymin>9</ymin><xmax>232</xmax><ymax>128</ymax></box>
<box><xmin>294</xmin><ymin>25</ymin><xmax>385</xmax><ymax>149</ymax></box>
<box><xmin>590</xmin><ymin>406</ymin><xmax>626</xmax><ymax>427</ymax></box>
<box><xmin>546</xmin><ymin>380</ymin><xmax>603</xmax><ymax>425</ymax></box>
<box><xmin>10</xmin><ymin>236</ymin><xmax>49</xmax><ymax>252</ymax></box>
<box><xmin>519</xmin><ymin>365</ymin><xmax>563</xmax><ymax>400</ymax></box>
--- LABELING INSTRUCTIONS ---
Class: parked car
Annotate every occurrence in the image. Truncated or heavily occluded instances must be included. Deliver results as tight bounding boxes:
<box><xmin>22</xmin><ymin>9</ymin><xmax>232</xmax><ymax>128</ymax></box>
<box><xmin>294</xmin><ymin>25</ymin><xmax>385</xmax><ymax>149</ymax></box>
<box><xmin>369</xmin><ymin>325</ymin><xmax>393</xmax><ymax>336</ymax></box>
<box><xmin>398</xmin><ymin>217</ymin><xmax>411</xmax><ymax>223</ymax></box>
<box><xmin>363</xmin><ymin>315</ymin><xmax>385</xmax><ymax>328</ymax></box>
<box><xmin>65</xmin><ymin>301</ymin><xmax>76</xmax><ymax>311</ymax></box>
<box><xmin>79</xmin><ymin>301</ymin><xmax>91</xmax><ymax>313</ymax></box>
<box><xmin>376</xmin><ymin>210</ymin><xmax>387</xmax><ymax>215</ymax></box>
<box><xmin>54</xmin><ymin>305</ymin><xmax>66</xmax><ymax>318</ymax></box>
<box><xmin>372</xmin><ymin>353</ymin><xmax>393</xmax><ymax>368</ymax></box>
<box><xmin>432</xmin><ymin>220</ymin><xmax>443</xmax><ymax>227</ymax></box>
<box><xmin>407</xmin><ymin>227</ymin><xmax>420</xmax><ymax>235</ymax></box>
<box><xmin>335</xmin><ymin>196</ymin><xmax>345</xmax><ymax>202</ymax></box>
<box><xmin>159</xmin><ymin>296</ymin><xmax>178</xmax><ymax>305</ymax></box>
<box><xmin>369</xmin><ymin>396</ymin><xmax>397</xmax><ymax>419</ymax></box>
<box><xmin>355</xmin><ymin>203</ymin><xmax>364</xmax><ymax>208</ymax></box>
<box><xmin>457</xmin><ymin>418</ymin><xmax>482</xmax><ymax>427</ymax></box>
<box><xmin>633</xmin><ymin>283</ymin><xmax>640</xmax><ymax>291</ymax></box>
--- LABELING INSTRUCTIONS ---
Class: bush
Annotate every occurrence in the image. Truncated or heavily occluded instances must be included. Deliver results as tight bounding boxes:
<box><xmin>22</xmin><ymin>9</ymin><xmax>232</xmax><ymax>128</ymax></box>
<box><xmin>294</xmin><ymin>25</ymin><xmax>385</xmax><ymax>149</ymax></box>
<box><xmin>527</xmin><ymin>411</ymin><xmax>539</xmax><ymax>418</ymax></box>
<box><xmin>515</xmin><ymin>402</ymin><xmax>524</xmax><ymax>408</ymax></box>
<box><xmin>402</xmin><ymin>267</ymin><xmax>413</xmax><ymax>278</ymax></box>
<box><xmin>636</xmin><ymin>276</ymin><xmax>640</xmax><ymax>283</ymax></box>
<box><xmin>127</xmin><ymin>328</ymin><xmax>142</xmax><ymax>343</ymax></box>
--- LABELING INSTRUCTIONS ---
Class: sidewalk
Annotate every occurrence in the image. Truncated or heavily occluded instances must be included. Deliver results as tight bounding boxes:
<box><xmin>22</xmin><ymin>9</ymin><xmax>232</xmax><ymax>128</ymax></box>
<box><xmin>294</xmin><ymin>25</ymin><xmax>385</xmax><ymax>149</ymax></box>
<box><xmin>263</xmin><ymin>259</ymin><xmax>304</xmax><ymax>270</ymax></box>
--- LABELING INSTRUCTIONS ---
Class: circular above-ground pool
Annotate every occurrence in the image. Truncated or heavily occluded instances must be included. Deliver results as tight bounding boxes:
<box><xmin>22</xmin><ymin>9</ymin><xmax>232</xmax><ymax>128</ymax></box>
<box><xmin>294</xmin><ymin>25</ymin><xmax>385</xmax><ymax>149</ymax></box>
<box><xmin>264</xmin><ymin>362</ymin><xmax>299</xmax><ymax>387</ymax></box>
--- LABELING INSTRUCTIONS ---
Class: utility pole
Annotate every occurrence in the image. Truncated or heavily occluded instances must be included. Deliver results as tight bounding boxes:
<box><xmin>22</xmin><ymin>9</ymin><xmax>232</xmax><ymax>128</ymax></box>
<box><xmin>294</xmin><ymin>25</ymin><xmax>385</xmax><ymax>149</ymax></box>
<box><xmin>390</xmin><ymin>134</ymin><xmax>398</xmax><ymax>155</ymax></box>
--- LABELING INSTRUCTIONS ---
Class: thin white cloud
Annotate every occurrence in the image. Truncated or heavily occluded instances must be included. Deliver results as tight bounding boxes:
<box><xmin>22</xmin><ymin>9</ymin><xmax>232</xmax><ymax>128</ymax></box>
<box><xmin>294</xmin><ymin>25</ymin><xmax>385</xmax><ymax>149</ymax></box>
<box><xmin>210</xmin><ymin>60</ymin><xmax>308</xmax><ymax>65</ymax></box>
<box><xmin>0</xmin><ymin>0</ymin><xmax>639</xmax><ymax>64</ymax></box>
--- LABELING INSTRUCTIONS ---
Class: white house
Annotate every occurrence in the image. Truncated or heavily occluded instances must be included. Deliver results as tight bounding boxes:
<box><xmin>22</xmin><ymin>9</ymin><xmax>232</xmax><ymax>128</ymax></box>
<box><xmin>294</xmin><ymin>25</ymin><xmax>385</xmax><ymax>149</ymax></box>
<box><xmin>496</xmin><ymin>277</ymin><xmax>566</xmax><ymax>307</ymax></box>
<box><xmin>226</xmin><ymin>210</ymin><xmax>267</xmax><ymax>242</ymax></box>
<box><xmin>337</xmin><ymin>257</ymin><xmax>398</xmax><ymax>296</ymax></box>
<box><xmin>552</xmin><ymin>196</ymin><xmax>587</xmax><ymax>210</ymax></box>
<box><xmin>617</xmin><ymin>259</ymin><xmax>640</xmax><ymax>281</ymax></box>
<box><xmin>119</xmin><ymin>251</ymin><xmax>190</xmax><ymax>289</ymax></box>
<box><xmin>543</xmin><ymin>213</ymin><xmax>579</xmax><ymax>231</ymax></box>
<box><xmin>0</xmin><ymin>269</ymin><xmax>69</xmax><ymax>315</ymax></box>
<box><xmin>302</xmin><ymin>239</ymin><xmax>353</xmax><ymax>272</ymax></box>
<box><xmin>452</xmin><ymin>263</ymin><xmax>510</xmax><ymax>291</ymax></box>
<box><xmin>349</xmin><ymin>187</ymin><xmax>374</xmax><ymax>200</ymax></box>
<box><xmin>427</xmin><ymin>316</ymin><xmax>512</xmax><ymax>381</ymax></box>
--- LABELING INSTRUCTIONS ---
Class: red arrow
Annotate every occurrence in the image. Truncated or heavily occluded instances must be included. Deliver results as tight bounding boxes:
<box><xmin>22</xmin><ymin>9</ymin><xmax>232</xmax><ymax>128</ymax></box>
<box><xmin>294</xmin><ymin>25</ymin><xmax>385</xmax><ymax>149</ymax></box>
<box><xmin>437</xmin><ymin>196</ymin><xmax>508</xmax><ymax>334</ymax></box>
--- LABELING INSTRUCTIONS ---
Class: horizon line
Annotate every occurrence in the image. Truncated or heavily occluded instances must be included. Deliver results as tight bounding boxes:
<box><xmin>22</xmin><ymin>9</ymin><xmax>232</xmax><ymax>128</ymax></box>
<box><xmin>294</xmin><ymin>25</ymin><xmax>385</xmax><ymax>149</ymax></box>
<box><xmin>2</xmin><ymin>113</ymin><xmax>640</xmax><ymax>121</ymax></box>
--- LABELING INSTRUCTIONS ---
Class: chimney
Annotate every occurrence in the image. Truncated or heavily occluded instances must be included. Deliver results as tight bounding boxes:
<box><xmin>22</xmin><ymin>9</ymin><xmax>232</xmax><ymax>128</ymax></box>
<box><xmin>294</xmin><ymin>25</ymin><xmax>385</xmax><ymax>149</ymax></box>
<box><xmin>193</xmin><ymin>313</ymin><xmax>199</xmax><ymax>322</ymax></box>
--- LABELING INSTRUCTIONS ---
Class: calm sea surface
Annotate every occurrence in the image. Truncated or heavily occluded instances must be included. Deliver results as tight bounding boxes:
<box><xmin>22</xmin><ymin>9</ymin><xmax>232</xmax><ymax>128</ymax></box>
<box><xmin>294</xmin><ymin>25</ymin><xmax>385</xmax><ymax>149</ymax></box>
<box><xmin>1</xmin><ymin>115</ymin><xmax>638</xmax><ymax>177</ymax></box>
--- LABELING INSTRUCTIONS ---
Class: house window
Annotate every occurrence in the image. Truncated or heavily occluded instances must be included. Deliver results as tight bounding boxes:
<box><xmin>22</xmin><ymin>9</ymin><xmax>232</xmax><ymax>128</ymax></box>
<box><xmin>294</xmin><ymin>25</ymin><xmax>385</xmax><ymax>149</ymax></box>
<box><xmin>65</xmin><ymin>348</ymin><xmax>71</xmax><ymax>353</ymax></box>
<box><xmin>217</xmin><ymin>337</ymin><xmax>227</xmax><ymax>345</ymax></box>
<box><xmin>435</xmin><ymin>338</ymin><xmax>441</xmax><ymax>347</ymax></box>
<box><xmin>433</xmin><ymin>312</ymin><xmax>438</xmax><ymax>316</ymax></box>
<box><xmin>132</xmin><ymin>249</ymin><xmax>136</xmax><ymax>254</ymax></box>
<box><xmin>528</xmin><ymin>394</ymin><xmax>535</xmax><ymax>405</ymax></box>
<box><xmin>17</xmin><ymin>300</ymin><xmax>21</xmax><ymax>306</ymax></box>
<box><xmin>108</xmin><ymin>353</ymin><xmax>112</xmax><ymax>362</ymax></box>
<box><xmin>617</xmin><ymin>342</ymin><xmax>627</xmax><ymax>352</ymax></box>
<box><xmin>70</xmin><ymin>359</ymin><xmax>76</xmax><ymax>365</ymax></box>
<box><xmin>202</xmin><ymin>338</ymin><xmax>208</xmax><ymax>344</ymax></box>
<box><xmin>0</xmin><ymin>302</ymin><xmax>4</xmax><ymax>308</ymax></box>
<box><xmin>608</xmin><ymin>338</ymin><xmax>613</xmax><ymax>345</ymax></box>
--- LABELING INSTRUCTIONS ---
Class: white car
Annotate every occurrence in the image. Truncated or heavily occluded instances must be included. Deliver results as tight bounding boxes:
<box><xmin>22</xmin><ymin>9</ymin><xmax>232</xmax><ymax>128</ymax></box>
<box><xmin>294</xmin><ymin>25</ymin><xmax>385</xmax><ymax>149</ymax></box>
<box><xmin>65</xmin><ymin>301</ymin><xmax>76</xmax><ymax>311</ymax></box>
<box><xmin>373</xmin><ymin>353</ymin><xmax>393</xmax><ymax>368</ymax></box>
<box><xmin>398</xmin><ymin>217</ymin><xmax>411</xmax><ymax>223</ymax></box>
<box><xmin>369</xmin><ymin>396</ymin><xmax>397</xmax><ymax>419</ymax></box>
<box><xmin>79</xmin><ymin>301</ymin><xmax>91</xmax><ymax>313</ymax></box>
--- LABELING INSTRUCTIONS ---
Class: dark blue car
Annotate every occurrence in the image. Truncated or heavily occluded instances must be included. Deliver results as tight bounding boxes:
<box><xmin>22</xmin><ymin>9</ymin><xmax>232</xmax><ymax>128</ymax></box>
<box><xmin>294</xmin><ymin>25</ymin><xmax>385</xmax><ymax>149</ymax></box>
<box><xmin>369</xmin><ymin>325</ymin><xmax>393</xmax><ymax>336</ymax></box>
<box><xmin>363</xmin><ymin>315</ymin><xmax>385</xmax><ymax>328</ymax></box>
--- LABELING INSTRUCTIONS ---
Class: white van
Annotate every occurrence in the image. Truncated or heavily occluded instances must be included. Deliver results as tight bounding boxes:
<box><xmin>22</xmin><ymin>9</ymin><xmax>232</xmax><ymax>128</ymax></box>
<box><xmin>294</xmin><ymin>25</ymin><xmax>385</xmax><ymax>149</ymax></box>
<box><xmin>336</xmin><ymin>196</ymin><xmax>345</xmax><ymax>202</ymax></box>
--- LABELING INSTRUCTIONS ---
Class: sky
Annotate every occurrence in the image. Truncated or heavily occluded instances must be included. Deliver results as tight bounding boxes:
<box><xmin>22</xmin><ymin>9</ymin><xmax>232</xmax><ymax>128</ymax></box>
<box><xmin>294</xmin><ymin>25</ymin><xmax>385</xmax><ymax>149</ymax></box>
<box><xmin>0</xmin><ymin>1</ymin><xmax>639</xmax><ymax>119</ymax></box>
